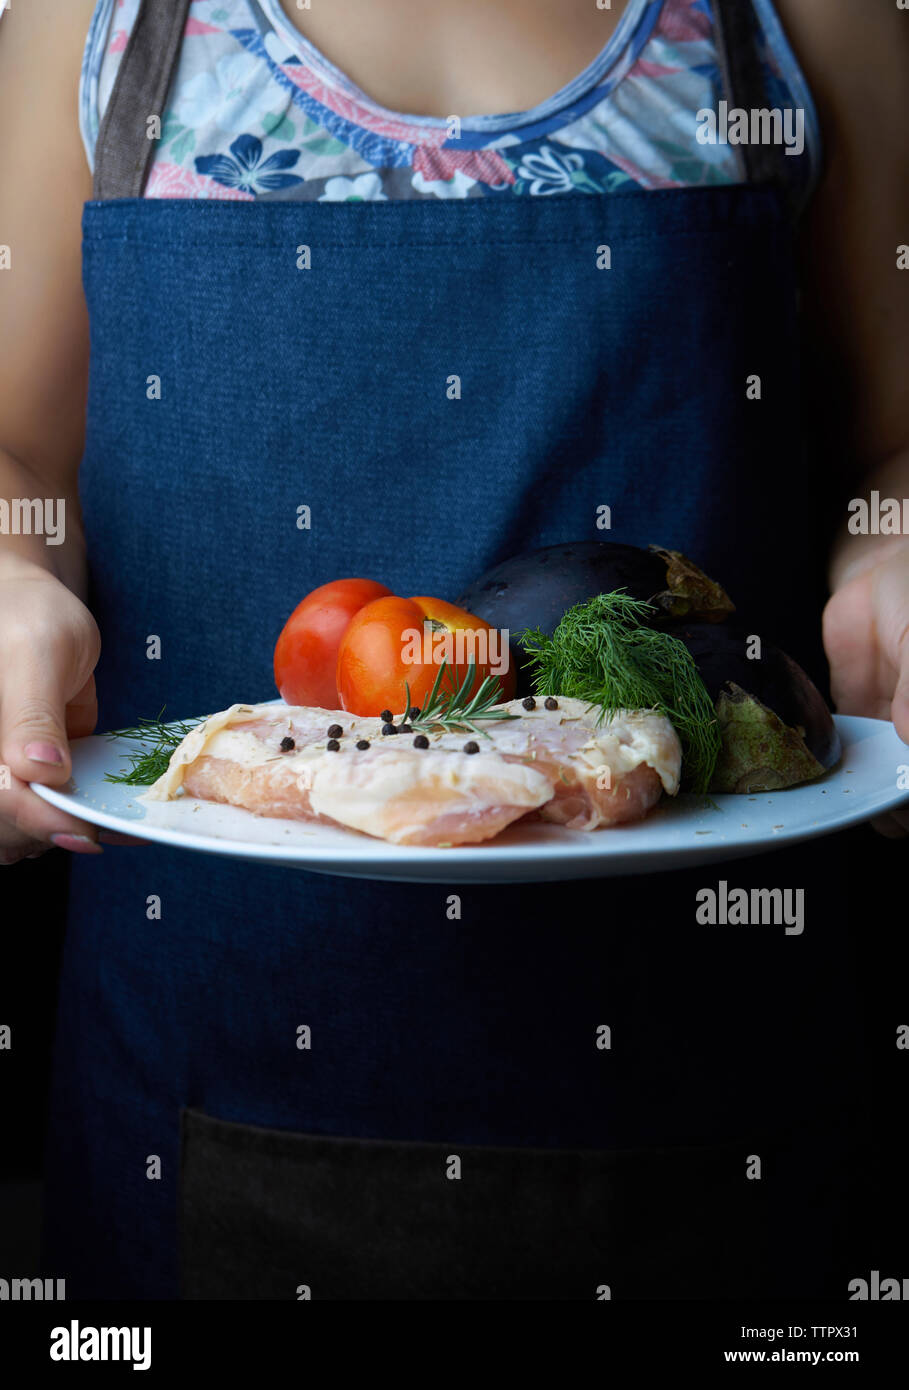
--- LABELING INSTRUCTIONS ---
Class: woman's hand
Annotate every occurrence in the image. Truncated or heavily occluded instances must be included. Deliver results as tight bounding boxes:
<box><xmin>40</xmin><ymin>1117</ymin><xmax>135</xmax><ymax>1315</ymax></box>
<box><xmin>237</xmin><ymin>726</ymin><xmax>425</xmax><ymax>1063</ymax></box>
<box><xmin>0</xmin><ymin>559</ymin><xmax>104</xmax><ymax>863</ymax></box>
<box><xmin>823</xmin><ymin>542</ymin><xmax>909</xmax><ymax>836</ymax></box>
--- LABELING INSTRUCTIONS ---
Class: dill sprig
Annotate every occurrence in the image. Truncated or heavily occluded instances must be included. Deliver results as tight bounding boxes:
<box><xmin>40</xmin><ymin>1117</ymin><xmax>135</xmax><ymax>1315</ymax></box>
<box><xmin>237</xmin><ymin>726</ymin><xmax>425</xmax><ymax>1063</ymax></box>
<box><xmin>104</xmin><ymin>709</ymin><xmax>203</xmax><ymax>785</ymax></box>
<box><xmin>517</xmin><ymin>591</ymin><xmax>721</xmax><ymax>792</ymax></box>
<box><xmin>405</xmin><ymin>661</ymin><xmax>518</xmax><ymax>738</ymax></box>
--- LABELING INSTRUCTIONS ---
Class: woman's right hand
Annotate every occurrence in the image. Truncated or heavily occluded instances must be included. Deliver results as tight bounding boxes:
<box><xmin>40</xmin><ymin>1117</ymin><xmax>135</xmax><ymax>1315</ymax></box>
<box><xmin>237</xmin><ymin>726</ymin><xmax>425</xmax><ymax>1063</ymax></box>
<box><xmin>0</xmin><ymin>560</ymin><xmax>104</xmax><ymax>864</ymax></box>
<box><xmin>0</xmin><ymin>1</ymin><xmax>128</xmax><ymax>865</ymax></box>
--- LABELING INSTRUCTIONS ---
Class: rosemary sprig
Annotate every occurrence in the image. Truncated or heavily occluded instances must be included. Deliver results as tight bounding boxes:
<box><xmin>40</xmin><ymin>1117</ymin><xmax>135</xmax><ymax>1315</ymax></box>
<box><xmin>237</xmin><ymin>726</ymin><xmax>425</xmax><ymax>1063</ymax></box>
<box><xmin>404</xmin><ymin>660</ymin><xmax>518</xmax><ymax>738</ymax></box>
<box><xmin>104</xmin><ymin>709</ymin><xmax>203</xmax><ymax>785</ymax></box>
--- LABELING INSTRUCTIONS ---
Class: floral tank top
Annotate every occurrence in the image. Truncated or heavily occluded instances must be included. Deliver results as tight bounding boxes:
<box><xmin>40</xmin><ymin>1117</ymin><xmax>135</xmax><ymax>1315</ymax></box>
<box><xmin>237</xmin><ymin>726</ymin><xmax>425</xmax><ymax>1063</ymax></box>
<box><xmin>78</xmin><ymin>0</ymin><xmax>820</xmax><ymax>206</ymax></box>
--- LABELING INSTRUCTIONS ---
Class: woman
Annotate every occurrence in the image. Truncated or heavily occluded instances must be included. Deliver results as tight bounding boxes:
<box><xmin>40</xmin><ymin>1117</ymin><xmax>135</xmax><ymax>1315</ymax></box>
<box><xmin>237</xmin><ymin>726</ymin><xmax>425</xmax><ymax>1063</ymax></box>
<box><xmin>0</xmin><ymin>0</ymin><xmax>906</xmax><ymax>1298</ymax></box>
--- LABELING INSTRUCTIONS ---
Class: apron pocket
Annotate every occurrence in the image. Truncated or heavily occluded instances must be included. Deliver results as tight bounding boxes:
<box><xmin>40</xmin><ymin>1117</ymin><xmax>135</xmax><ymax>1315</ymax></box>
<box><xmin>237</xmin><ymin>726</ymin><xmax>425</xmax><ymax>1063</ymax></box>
<box><xmin>176</xmin><ymin>1107</ymin><xmax>810</xmax><ymax>1300</ymax></box>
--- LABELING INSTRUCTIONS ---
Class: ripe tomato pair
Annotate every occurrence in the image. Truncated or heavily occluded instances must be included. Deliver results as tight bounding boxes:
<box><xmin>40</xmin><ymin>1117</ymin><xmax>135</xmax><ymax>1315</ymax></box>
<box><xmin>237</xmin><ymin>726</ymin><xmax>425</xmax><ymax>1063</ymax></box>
<box><xmin>274</xmin><ymin>578</ymin><xmax>514</xmax><ymax>715</ymax></box>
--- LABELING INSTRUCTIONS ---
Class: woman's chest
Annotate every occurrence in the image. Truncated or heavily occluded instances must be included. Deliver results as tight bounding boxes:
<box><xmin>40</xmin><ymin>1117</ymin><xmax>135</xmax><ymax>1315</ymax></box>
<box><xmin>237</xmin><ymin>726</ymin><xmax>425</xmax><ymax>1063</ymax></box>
<box><xmin>272</xmin><ymin>0</ymin><xmax>625</xmax><ymax>118</ymax></box>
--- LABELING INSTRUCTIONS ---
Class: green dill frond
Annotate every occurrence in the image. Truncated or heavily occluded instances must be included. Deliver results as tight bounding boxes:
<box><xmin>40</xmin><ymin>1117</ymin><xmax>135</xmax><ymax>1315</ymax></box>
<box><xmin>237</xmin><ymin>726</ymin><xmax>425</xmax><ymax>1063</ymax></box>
<box><xmin>517</xmin><ymin>591</ymin><xmax>720</xmax><ymax>792</ymax></box>
<box><xmin>104</xmin><ymin>709</ymin><xmax>202</xmax><ymax>785</ymax></box>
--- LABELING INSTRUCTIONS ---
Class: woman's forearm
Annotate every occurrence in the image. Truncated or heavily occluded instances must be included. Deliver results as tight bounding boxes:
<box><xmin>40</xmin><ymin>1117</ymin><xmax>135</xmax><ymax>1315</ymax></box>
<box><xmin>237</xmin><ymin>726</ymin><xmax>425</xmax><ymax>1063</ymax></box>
<box><xmin>0</xmin><ymin>443</ymin><xmax>87</xmax><ymax>599</ymax></box>
<box><xmin>828</xmin><ymin>447</ymin><xmax>909</xmax><ymax>593</ymax></box>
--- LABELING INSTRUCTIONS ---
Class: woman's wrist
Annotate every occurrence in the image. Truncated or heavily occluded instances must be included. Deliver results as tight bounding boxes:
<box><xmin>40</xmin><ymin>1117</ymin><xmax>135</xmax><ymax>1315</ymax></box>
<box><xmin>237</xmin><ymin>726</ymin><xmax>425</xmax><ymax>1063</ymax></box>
<box><xmin>828</xmin><ymin>449</ymin><xmax>909</xmax><ymax>592</ymax></box>
<box><xmin>830</xmin><ymin>531</ymin><xmax>909</xmax><ymax>592</ymax></box>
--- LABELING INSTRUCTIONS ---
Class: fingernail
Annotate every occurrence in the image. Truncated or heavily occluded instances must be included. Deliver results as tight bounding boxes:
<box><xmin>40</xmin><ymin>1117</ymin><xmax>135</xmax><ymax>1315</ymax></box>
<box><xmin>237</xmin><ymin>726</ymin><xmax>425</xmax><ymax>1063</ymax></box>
<box><xmin>25</xmin><ymin>742</ymin><xmax>64</xmax><ymax>765</ymax></box>
<box><xmin>50</xmin><ymin>833</ymin><xmax>102</xmax><ymax>854</ymax></box>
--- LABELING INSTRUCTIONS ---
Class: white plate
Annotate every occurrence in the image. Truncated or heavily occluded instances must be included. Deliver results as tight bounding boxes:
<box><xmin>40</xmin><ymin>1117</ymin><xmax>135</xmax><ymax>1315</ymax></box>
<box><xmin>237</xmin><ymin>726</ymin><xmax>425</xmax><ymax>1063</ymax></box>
<box><xmin>30</xmin><ymin>715</ymin><xmax>907</xmax><ymax>883</ymax></box>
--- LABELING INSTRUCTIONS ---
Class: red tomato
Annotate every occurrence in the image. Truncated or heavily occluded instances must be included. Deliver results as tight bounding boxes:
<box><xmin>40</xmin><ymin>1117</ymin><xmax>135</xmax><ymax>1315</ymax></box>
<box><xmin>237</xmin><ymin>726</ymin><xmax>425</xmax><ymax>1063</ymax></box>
<box><xmin>274</xmin><ymin>578</ymin><xmax>392</xmax><ymax>708</ymax></box>
<box><xmin>336</xmin><ymin>594</ymin><xmax>516</xmax><ymax>717</ymax></box>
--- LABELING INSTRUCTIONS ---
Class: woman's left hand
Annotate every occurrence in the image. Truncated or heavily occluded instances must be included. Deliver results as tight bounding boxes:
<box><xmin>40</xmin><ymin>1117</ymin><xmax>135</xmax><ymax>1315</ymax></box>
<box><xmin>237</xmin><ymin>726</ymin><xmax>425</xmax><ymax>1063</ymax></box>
<box><xmin>823</xmin><ymin>543</ymin><xmax>909</xmax><ymax>837</ymax></box>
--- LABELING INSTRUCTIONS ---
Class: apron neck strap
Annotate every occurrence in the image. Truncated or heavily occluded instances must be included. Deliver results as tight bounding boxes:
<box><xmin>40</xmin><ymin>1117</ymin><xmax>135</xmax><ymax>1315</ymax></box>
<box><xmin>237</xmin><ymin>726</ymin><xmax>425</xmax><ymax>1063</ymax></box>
<box><xmin>712</xmin><ymin>0</ymin><xmax>794</xmax><ymax>197</ymax></box>
<box><xmin>92</xmin><ymin>0</ymin><xmax>192</xmax><ymax>200</ymax></box>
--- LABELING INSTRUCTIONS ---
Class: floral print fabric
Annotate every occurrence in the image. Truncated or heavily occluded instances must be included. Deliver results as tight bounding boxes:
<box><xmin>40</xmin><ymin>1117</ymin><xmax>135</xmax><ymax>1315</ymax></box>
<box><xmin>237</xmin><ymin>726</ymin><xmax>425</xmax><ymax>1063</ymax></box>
<box><xmin>79</xmin><ymin>0</ymin><xmax>820</xmax><ymax>205</ymax></box>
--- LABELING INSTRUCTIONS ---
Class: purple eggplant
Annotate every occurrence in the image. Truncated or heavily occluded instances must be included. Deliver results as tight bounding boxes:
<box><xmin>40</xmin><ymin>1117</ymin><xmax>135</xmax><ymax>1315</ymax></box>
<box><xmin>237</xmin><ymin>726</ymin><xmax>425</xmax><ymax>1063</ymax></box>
<box><xmin>671</xmin><ymin>621</ymin><xmax>842</xmax><ymax>792</ymax></box>
<box><xmin>456</xmin><ymin>541</ymin><xmax>734</xmax><ymax>694</ymax></box>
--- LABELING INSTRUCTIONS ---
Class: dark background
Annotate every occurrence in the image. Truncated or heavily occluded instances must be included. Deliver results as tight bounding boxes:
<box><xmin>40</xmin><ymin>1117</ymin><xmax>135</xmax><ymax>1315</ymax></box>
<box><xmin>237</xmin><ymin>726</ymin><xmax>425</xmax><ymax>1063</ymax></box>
<box><xmin>0</xmin><ymin>822</ymin><xmax>906</xmax><ymax>1291</ymax></box>
<box><xmin>1</xmin><ymin>853</ymin><xmax>68</xmax><ymax>1268</ymax></box>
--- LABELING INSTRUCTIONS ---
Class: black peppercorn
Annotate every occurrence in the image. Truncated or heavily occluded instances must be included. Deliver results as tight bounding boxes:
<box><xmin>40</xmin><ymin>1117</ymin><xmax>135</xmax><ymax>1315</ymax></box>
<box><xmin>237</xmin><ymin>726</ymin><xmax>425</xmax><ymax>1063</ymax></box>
<box><xmin>356</xmin><ymin>739</ymin><xmax>370</xmax><ymax>750</ymax></box>
<box><xmin>408</xmin><ymin>706</ymin><xmax>421</xmax><ymax>721</ymax></box>
<box><xmin>327</xmin><ymin>723</ymin><xmax>343</xmax><ymax>738</ymax></box>
<box><xmin>413</xmin><ymin>735</ymin><xmax>429</xmax><ymax>749</ymax></box>
<box><xmin>381</xmin><ymin>722</ymin><xmax>397</xmax><ymax>735</ymax></box>
<box><xmin>279</xmin><ymin>736</ymin><xmax>295</xmax><ymax>751</ymax></box>
<box><xmin>380</xmin><ymin>709</ymin><xmax>393</xmax><ymax>723</ymax></box>
<box><xmin>326</xmin><ymin>738</ymin><xmax>340</xmax><ymax>751</ymax></box>
<box><xmin>464</xmin><ymin>741</ymin><xmax>480</xmax><ymax>754</ymax></box>
<box><xmin>521</xmin><ymin>697</ymin><xmax>536</xmax><ymax>711</ymax></box>
<box><xmin>544</xmin><ymin>696</ymin><xmax>559</xmax><ymax>710</ymax></box>
<box><xmin>398</xmin><ymin>723</ymin><xmax>413</xmax><ymax>733</ymax></box>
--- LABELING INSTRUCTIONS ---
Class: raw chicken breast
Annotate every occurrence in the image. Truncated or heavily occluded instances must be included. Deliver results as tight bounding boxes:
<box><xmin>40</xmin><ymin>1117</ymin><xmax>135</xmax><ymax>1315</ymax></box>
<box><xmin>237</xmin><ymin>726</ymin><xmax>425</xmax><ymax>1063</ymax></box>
<box><xmin>143</xmin><ymin>698</ymin><xmax>681</xmax><ymax>847</ymax></box>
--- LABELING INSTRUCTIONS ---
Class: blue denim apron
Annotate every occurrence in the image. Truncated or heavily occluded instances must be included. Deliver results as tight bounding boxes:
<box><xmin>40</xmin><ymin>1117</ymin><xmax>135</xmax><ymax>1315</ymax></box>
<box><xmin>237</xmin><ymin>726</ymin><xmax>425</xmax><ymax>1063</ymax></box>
<box><xmin>43</xmin><ymin>0</ymin><xmax>861</xmax><ymax>1298</ymax></box>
